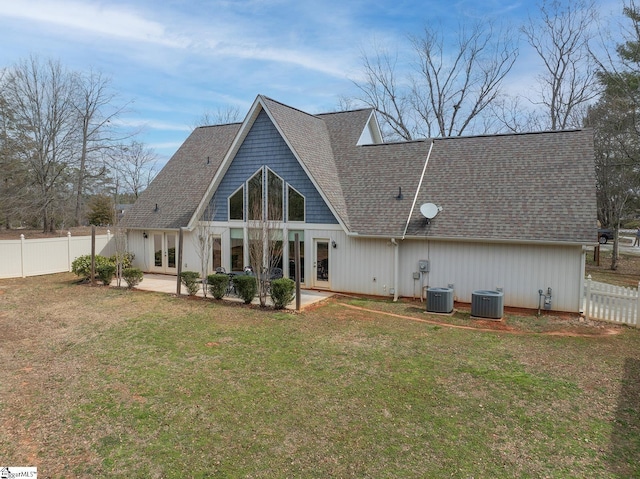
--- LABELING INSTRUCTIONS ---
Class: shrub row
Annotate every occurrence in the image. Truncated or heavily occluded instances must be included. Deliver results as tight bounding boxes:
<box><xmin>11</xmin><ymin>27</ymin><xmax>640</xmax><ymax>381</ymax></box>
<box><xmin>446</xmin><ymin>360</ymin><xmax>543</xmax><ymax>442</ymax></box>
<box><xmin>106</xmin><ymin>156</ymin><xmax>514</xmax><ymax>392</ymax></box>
<box><xmin>75</xmin><ymin>259</ymin><xmax>295</xmax><ymax>307</ymax></box>
<box><xmin>72</xmin><ymin>254</ymin><xmax>141</xmax><ymax>289</ymax></box>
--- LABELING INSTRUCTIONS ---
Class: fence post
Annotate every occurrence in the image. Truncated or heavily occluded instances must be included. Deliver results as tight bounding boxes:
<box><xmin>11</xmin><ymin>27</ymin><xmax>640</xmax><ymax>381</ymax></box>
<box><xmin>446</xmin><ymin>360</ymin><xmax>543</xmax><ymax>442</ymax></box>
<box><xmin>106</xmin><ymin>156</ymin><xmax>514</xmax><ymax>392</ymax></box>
<box><xmin>20</xmin><ymin>234</ymin><xmax>25</xmax><ymax>278</ymax></box>
<box><xmin>636</xmin><ymin>281</ymin><xmax>640</xmax><ymax>328</ymax></box>
<box><xmin>67</xmin><ymin>231</ymin><xmax>72</xmax><ymax>272</ymax></box>
<box><xmin>585</xmin><ymin>274</ymin><xmax>592</xmax><ymax>321</ymax></box>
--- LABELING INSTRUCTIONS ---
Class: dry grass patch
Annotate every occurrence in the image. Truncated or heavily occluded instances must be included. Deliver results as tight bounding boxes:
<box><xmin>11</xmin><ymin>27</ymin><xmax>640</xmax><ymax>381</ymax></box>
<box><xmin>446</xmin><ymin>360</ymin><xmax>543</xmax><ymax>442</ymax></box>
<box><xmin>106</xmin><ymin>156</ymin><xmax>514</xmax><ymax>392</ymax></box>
<box><xmin>1</xmin><ymin>273</ymin><xmax>639</xmax><ymax>477</ymax></box>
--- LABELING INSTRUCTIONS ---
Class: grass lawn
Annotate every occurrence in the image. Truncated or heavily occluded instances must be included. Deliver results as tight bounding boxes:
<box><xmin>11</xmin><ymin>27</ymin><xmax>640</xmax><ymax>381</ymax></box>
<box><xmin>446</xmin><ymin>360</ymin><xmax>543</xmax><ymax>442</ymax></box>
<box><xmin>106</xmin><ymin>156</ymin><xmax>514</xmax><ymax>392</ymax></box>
<box><xmin>586</xmin><ymin>247</ymin><xmax>640</xmax><ymax>288</ymax></box>
<box><xmin>1</xmin><ymin>273</ymin><xmax>639</xmax><ymax>478</ymax></box>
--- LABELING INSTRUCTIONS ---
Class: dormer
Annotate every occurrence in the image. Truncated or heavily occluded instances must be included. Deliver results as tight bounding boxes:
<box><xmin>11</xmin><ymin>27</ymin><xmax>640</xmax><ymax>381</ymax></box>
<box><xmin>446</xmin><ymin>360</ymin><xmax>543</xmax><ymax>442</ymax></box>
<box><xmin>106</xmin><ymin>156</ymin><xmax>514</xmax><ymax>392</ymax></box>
<box><xmin>356</xmin><ymin>110</ymin><xmax>384</xmax><ymax>145</ymax></box>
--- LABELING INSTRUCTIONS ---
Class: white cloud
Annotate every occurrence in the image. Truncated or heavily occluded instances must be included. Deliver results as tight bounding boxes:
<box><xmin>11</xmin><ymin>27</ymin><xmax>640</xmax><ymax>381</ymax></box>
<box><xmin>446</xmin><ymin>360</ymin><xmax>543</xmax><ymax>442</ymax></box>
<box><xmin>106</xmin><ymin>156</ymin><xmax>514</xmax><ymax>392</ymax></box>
<box><xmin>0</xmin><ymin>0</ymin><xmax>190</xmax><ymax>48</ymax></box>
<box><xmin>114</xmin><ymin>118</ymin><xmax>193</xmax><ymax>132</ymax></box>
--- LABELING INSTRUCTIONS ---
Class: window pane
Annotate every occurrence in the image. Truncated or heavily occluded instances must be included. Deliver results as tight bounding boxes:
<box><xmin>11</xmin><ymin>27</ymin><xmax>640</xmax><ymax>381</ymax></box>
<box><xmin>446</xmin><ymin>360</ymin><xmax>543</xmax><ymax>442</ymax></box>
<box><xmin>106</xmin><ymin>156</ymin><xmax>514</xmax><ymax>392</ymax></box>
<box><xmin>154</xmin><ymin>234</ymin><xmax>162</xmax><ymax>267</ymax></box>
<box><xmin>230</xmin><ymin>228</ymin><xmax>244</xmax><ymax>271</ymax></box>
<box><xmin>229</xmin><ymin>187</ymin><xmax>244</xmax><ymax>220</ymax></box>
<box><xmin>316</xmin><ymin>241</ymin><xmax>328</xmax><ymax>281</ymax></box>
<box><xmin>288</xmin><ymin>233</ymin><xmax>304</xmax><ymax>282</ymax></box>
<box><xmin>248</xmin><ymin>170</ymin><xmax>263</xmax><ymax>220</ymax></box>
<box><xmin>288</xmin><ymin>186</ymin><xmax>304</xmax><ymax>222</ymax></box>
<box><xmin>212</xmin><ymin>236</ymin><xmax>222</xmax><ymax>270</ymax></box>
<box><xmin>268</xmin><ymin>170</ymin><xmax>283</xmax><ymax>221</ymax></box>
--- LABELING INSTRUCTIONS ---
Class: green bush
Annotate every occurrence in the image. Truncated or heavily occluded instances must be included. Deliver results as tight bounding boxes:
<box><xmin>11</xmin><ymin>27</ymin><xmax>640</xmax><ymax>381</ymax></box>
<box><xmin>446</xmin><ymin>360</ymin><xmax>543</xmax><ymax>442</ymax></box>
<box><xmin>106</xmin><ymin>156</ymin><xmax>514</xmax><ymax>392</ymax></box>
<box><xmin>207</xmin><ymin>273</ymin><xmax>229</xmax><ymax>300</ymax></box>
<box><xmin>71</xmin><ymin>254</ymin><xmax>112</xmax><ymax>280</ymax></box>
<box><xmin>110</xmin><ymin>251</ymin><xmax>135</xmax><ymax>270</ymax></box>
<box><xmin>270</xmin><ymin>278</ymin><xmax>295</xmax><ymax>309</ymax></box>
<box><xmin>180</xmin><ymin>271</ymin><xmax>201</xmax><ymax>296</ymax></box>
<box><xmin>96</xmin><ymin>263</ymin><xmax>116</xmax><ymax>286</ymax></box>
<box><xmin>233</xmin><ymin>274</ymin><xmax>257</xmax><ymax>304</ymax></box>
<box><xmin>122</xmin><ymin>268</ymin><xmax>144</xmax><ymax>289</ymax></box>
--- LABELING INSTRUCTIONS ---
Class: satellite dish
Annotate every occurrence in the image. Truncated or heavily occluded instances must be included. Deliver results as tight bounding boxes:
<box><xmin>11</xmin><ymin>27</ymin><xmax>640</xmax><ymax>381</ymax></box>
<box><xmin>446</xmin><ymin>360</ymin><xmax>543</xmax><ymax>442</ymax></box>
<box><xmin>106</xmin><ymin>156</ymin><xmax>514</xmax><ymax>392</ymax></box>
<box><xmin>420</xmin><ymin>203</ymin><xmax>440</xmax><ymax>219</ymax></box>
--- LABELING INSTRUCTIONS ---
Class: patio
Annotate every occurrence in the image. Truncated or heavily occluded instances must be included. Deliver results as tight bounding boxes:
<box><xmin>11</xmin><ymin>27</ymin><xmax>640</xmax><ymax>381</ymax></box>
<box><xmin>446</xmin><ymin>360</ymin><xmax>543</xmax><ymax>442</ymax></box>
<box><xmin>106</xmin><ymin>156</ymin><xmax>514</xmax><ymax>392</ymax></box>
<box><xmin>115</xmin><ymin>273</ymin><xmax>333</xmax><ymax>310</ymax></box>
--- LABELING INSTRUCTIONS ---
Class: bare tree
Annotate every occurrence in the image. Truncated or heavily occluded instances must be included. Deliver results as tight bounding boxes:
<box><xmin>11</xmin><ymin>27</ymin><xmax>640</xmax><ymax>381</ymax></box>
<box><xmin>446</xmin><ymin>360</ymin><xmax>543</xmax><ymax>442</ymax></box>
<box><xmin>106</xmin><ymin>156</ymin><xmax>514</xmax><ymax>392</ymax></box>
<box><xmin>192</xmin><ymin>105</ymin><xmax>242</xmax><ymax>128</ymax></box>
<box><xmin>487</xmin><ymin>95</ymin><xmax>544</xmax><ymax>133</ymax></box>
<box><xmin>355</xmin><ymin>42</ymin><xmax>414</xmax><ymax>140</ymax></box>
<box><xmin>410</xmin><ymin>21</ymin><xmax>519</xmax><ymax>137</ymax></box>
<box><xmin>72</xmin><ymin>69</ymin><xmax>131</xmax><ymax>226</ymax></box>
<box><xmin>585</xmin><ymin>93</ymin><xmax>640</xmax><ymax>270</ymax></box>
<box><xmin>3</xmin><ymin>56</ymin><xmax>77</xmax><ymax>232</ymax></box>
<box><xmin>192</xmin><ymin>203</ymin><xmax>217</xmax><ymax>298</ymax></box>
<box><xmin>590</xmin><ymin>1</ymin><xmax>640</xmax><ymax>269</ymax></box>
<box><xmin>353</xmin><ymin>21</ymin><xmax>518</xmax><ymax>140</ymax></box>
<box><xmin>111</xmin><ymin>140</ymin><xmax>157</xmax><ymax>199</ymax></box>
<box><xmin>247</xmin><ymin>198</ymin><xmax>283</xmax><ymax>307</ymax></box>
<box><xmin>0</xmin><ymin>69</ymin><xmax>30</xmax><ymax>229</ymax></box>
<box><xmin>522</xmin><ymin>0</ymin><xmax>599</xmax><ymax>130</ymax></box>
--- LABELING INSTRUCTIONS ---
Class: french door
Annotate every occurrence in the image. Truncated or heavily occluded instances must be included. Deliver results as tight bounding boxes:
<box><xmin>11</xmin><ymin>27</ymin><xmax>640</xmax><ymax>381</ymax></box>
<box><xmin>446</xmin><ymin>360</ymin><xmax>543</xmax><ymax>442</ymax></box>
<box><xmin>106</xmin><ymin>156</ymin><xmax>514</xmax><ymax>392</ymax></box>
<box><xmin>151</xmin><ymin>232</ymin><xmax>177</xmax><ymax>274</ymax></box>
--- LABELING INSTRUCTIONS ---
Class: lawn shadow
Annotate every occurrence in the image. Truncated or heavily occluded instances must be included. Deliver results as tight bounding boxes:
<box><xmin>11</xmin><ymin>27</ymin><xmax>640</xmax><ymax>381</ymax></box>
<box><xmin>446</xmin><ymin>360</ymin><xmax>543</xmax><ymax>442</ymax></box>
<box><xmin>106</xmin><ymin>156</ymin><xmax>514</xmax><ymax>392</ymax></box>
<box><xmin>609</xmin><ymin>357</ymin><xmax>640</xmax><ymax>477</ymax></box>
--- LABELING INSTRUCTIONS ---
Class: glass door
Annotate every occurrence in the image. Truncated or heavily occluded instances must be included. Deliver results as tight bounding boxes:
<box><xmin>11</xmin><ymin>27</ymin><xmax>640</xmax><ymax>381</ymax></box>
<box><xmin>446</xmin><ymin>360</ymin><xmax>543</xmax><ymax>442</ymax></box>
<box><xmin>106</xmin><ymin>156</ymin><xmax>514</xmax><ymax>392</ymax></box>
<box><xmin>151</xmin><ymin>232</ymin><xmax>178</xmax><ymax>274</ymax></box>
<box><xmin>313</xmin><ymin>239</ymin><xmax>330</xmax><ymax>289</ymax></box>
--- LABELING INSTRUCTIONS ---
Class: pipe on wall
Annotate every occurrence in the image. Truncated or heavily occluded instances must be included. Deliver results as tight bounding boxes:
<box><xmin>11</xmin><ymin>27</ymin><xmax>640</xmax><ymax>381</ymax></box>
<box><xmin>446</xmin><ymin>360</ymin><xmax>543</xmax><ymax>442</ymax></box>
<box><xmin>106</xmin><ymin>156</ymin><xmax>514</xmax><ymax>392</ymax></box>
<box><xmin>391</xmin><ymin>238</ymin><xmax>399</xmax><ymax>302</ymax></box>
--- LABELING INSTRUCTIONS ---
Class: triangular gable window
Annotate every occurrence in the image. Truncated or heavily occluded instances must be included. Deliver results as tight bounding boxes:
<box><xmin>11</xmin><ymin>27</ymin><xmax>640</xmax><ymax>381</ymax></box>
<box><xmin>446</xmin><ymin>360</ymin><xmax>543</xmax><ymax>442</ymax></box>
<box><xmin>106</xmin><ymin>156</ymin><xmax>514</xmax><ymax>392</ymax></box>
<box><xmin>248</xmin><ymin>169</ymin><xmax>263</xmax><ymax>220</ymax></box>
<box><xmin>229</xmin><ymin>185</ymin><xmax>244</xmax><ymax>221</ymax></box>
<box><xmin>267</xmin><ymin>168</ymin><xmax>284</xmax><ymax>221</ymax></box>
<box><xmin>287</xmin><ymin>185</ymin><xmax>305</xmax><ymax>222</ymax></box>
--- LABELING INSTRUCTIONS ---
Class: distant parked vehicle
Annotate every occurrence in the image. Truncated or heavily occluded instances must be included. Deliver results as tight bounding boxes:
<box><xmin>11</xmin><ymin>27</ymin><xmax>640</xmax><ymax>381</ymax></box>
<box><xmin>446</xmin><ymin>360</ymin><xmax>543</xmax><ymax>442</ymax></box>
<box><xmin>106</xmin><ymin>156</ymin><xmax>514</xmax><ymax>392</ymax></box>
<box><xmin>598</xmin><ymin>228</ymin><xmax>614</xmax><ymax>244</ymax></box>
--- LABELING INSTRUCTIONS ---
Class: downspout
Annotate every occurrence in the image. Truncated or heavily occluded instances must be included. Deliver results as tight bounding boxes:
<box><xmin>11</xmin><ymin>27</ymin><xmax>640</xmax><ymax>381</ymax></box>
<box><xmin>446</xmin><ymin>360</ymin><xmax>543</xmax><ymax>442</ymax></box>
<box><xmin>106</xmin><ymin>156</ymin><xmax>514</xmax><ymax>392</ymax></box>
<box><xmin>391</xmin><ymin>238</ymin><xmax>399</xmax><ymax>302</ymax></box>
<box><xmin>579</xmin><ymin>245</ymin><xmax>588</xmax><ymax>314</ymax></box>
<box><xmin>403</xmin><ymin>139</ymin><xmax>435</xmax><ymax>239</ymax></box>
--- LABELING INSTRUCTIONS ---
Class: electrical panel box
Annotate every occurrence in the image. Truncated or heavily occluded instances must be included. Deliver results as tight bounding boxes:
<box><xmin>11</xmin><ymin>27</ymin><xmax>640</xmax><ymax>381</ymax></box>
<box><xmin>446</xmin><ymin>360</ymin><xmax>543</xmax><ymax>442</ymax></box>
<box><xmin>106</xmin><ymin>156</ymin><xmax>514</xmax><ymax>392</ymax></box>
<box><xmin>412</xmin><ymin>272</ymin><xmax>421</xmax><ymax>280</ymax></box>
<box><xmin>418</xmin><ymin>260</ymin><xmax>429</xmax><ymax>272</ymax></box>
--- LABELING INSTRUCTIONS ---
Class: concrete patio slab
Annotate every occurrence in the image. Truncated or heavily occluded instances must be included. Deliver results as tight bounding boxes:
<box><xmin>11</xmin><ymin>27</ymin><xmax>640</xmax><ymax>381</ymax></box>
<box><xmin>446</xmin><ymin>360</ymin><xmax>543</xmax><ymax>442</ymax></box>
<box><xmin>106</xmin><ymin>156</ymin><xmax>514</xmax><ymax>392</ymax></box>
<box><xmin>112</xmin><ymin>273</ymin><xmax>333</xmax><ymax>310</ymax></box>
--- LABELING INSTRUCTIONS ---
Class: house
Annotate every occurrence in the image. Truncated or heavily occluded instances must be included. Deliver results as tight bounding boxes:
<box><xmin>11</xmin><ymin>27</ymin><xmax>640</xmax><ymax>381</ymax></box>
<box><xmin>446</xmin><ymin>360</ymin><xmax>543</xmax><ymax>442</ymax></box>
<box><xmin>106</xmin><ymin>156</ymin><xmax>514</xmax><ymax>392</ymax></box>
<box><xmin>121</xmin><ymin>95</ymin><xmax>597</xmax><ymax>312</ymax></box>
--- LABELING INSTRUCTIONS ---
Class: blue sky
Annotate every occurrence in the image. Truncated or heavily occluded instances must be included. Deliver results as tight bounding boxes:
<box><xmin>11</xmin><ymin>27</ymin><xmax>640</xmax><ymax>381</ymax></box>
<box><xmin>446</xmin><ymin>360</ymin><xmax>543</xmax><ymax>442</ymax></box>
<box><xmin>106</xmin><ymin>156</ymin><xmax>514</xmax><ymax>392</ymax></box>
<box><xmin>0</xmin><ymin>0</ymin><xmax>623</xmax><ymax>166</ymax></box>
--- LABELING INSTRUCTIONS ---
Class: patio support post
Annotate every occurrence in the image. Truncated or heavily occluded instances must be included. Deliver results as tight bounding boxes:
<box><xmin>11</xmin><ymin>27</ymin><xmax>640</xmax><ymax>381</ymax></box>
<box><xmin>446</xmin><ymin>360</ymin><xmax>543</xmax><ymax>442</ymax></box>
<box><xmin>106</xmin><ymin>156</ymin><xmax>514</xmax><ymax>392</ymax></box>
<box><xmin>295</xmin><ymin>233</ymin><xmax>301</xmax><ymax>311</ymax></box>
<box><xmin>176</xmin><ymin>228</ymin><xmax>184</xmax><ymax>295</ymax></box>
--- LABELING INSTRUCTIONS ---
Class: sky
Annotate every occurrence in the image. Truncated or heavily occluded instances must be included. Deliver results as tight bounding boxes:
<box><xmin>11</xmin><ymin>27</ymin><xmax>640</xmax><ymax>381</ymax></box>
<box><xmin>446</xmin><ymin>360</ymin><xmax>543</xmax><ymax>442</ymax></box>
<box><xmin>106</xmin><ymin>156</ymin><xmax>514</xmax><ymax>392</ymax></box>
<box><xmin>0</xmin><ymin>0</ymin><xmax>624</xmax><ymax>167</ymax></box>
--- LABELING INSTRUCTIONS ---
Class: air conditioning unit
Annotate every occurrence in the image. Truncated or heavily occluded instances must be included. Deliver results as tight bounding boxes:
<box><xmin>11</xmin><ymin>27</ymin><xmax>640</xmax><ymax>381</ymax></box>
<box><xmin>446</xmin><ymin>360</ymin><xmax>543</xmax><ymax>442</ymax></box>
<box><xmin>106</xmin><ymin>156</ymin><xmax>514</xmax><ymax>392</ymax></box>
<box><xmin>471</xmin><ymin>290</ymin><xmax>504</xmax><ymax>320</ymax></box>
<box><xmin>426</xmin><ymin>287</ymin><xmax>454</xmax><ymax>313</ymax></box>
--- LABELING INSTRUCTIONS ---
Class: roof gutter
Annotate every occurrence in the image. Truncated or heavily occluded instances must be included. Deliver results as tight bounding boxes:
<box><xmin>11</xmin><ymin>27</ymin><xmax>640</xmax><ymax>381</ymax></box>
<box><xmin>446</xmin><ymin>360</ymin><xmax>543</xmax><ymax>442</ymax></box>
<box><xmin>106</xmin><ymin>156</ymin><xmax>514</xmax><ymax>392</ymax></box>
<box><xmin>402</xmin><ymin>139</ymin><xmax>434</xmax><ymax>240</ymax></box>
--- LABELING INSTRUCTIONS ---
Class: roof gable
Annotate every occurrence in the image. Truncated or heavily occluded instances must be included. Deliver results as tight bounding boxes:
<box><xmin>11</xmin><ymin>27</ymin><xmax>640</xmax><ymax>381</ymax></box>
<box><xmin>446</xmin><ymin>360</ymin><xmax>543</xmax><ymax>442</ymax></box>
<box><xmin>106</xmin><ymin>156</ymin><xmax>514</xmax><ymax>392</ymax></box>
<box><xmin>120</xmin><ymin>122</ymin><xmax>240</xmax><ymax>230</ymax></box>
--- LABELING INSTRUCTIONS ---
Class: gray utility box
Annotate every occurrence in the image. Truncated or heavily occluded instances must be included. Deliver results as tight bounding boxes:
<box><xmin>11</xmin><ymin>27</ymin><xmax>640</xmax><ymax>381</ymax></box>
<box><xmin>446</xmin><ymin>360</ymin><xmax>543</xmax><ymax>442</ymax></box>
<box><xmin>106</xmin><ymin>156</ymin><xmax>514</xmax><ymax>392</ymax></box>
<box><xmin>471</xmin><ymin>290</ymin><xmax>504</xmax><ymax>320</ymax></box>
<box><xmin>426</xmin><ymin>287</ymin><xmax>454</xmax><ymax>313</ymax></box>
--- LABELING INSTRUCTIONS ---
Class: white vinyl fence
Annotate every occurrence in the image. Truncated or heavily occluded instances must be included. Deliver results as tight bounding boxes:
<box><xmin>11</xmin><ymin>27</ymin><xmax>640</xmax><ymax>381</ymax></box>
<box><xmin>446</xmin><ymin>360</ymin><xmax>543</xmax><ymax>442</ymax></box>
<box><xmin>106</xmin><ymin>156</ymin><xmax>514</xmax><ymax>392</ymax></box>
<box><xmin>0</xmin><ymin>231</ymin><xmax>116</xmax><ymax>279</ymax></box>
<box><xmin>584</xmin><ymin>275</ymin><xmax>639</xmax><ymax>327</ymax></box>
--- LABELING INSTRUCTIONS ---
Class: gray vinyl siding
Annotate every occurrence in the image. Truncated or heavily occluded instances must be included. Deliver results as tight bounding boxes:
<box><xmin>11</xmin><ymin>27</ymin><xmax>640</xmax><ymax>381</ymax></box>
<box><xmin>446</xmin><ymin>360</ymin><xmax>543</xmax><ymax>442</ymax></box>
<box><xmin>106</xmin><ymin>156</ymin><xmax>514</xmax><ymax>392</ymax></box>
<box><xmin>211</xmin><ymin>110</ymin><xmax>337</xmax><ymax>224</ymax></box>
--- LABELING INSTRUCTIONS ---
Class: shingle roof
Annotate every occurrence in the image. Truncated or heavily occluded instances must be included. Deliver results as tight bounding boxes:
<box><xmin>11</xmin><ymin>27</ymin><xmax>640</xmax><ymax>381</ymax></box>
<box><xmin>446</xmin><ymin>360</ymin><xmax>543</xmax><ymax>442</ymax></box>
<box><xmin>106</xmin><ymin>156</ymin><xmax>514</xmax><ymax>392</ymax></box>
<box><xmin>403</xmin><ymin>129</ymin><xmax>597</xmax><ymax>243</ymax></box>
<box><xmin>120</xmin><ymin>122</ymin><xmax>240</xmax><ymax>229</ymax></box>
<box><xmin>123</xmin><ymin>95</ymin><xmax>596</xmax><ymax>245</ymax></box>
<box><xmin>261</xmin><ymin>96</ymin><xmax>352</xmax><ymax>228</ymax></box>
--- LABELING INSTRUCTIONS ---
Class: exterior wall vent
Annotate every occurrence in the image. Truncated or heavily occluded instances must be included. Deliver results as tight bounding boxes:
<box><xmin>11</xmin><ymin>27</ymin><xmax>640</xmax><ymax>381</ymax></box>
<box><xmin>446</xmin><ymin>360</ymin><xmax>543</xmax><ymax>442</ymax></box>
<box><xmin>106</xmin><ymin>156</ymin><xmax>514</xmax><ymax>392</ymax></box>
<box><xmin>426</xmin><ymin>287</ymin><xmax>454</xmax><ymax>313</ymax></box>
<box><xmin>471</xmin><ymin>290</ymin><xmax>504</xmax><ymax>320</ymax></box>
